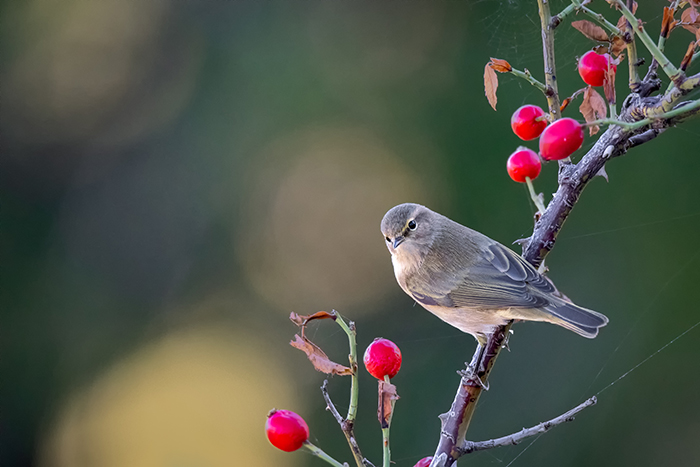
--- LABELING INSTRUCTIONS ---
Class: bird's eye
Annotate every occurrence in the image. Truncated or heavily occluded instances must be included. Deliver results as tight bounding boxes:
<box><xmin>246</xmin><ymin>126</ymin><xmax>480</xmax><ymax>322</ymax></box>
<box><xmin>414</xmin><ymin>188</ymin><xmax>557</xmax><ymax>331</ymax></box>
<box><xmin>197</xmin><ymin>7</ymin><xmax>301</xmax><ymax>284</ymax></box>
<box><xmin>408</xmin><ymin>220</ymin><xmax>417</xmax><ymax>231</ymax></box>
<box><xmin>385</xmin><ymin>236</ymin><xmax>391</xmax><ymax>242</ymax></box>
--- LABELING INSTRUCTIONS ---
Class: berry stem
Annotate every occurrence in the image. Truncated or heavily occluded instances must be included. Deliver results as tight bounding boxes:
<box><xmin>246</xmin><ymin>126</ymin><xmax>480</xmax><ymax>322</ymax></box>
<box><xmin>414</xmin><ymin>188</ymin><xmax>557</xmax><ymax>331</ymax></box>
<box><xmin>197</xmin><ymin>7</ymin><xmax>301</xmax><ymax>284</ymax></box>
<box><xmin>304</xmin><ymin>442</ymin><xmax>347</xmax><ymax>467</ymax></box>
<box><xmin>612</xmin><ymin>0</ymin><xmax>681</xmax><ymax>83</ymax></box>
<box><xmin>381</xmin><ymin>375</ymin><xmax>395</xmax><ymax>467</ymax></box>
<box><xmin>525</xmin><ymin>177</ymin><xmax>546</xmax><ymax>215</ymax></box>
<box><xmin>536</xmin><ymin>0</ymin><xmax>562</xmax><ymax>120</ymax></box>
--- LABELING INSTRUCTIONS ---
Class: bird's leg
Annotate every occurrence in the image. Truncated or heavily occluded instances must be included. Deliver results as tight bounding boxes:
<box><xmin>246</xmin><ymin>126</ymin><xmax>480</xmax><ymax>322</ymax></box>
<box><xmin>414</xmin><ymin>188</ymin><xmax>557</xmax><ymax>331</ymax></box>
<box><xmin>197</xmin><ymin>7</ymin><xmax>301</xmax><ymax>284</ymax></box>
<box><xmin>459</xmin><ymin>342</ymin><xmax>488</xmax><ymax>390</ymax></box>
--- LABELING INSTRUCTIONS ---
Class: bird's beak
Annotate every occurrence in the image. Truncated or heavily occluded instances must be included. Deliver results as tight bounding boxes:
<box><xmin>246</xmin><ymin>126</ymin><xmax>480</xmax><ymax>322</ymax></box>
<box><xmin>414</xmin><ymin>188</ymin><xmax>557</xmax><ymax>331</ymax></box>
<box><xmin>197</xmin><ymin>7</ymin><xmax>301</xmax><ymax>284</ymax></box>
<box><xmin>392</xmin><ymin>236</ymin><xmax>405</xmax><ymax>249</ymax></box>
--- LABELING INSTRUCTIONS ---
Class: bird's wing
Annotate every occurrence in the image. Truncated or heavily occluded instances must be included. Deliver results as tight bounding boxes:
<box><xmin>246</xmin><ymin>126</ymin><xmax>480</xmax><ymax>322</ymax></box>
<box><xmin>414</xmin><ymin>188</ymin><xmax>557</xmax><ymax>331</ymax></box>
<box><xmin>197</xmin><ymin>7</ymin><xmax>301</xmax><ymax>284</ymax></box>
<box><xmin>406</xmin><ymin>241</ymin><xmax>555</xmax><ymax>309</ymax></box>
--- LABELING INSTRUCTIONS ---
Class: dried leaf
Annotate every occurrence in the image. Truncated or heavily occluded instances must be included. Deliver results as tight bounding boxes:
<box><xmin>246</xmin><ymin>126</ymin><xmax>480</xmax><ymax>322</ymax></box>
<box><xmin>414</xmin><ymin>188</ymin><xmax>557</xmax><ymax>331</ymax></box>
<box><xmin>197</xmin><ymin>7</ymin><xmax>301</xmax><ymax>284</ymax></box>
<box><xmin>631</xmin><ymin>1</ymin><xmax>638</xmax><ymax>14</ymax></box>
<box><xmin>610</xmin><ymin>36</ymin><xmax>628</xmax><ymax>56</ymax></box>
<box><xmin>661</xmin><ymin>6</ymin><xmax>678</xmax><ymax>39</ymax></box>
<box><xmin>484</xmin><ymin>64</ymin><xmax>498</xmax><ymax>111</ymax></box>
<box><xmin>377</xmin><ymin>380</ymin><xmax>399</xmax><ymax>428</ymax></box>
<box><xmin>289</xmin><ymin>310</ymin><xmax>336</xmax><ymax>327</ymax></box>
<box><xmin>681</xmin><ymin>7</ymin><xmax>700</xmax><ymax>34</ymax></box>
<box><xmin>603</xmin><ymin>59</ymin><xmax>617</xmax><ymax>104</ymax></box>
<box><xmin>290</xmin><ymin>334</ymin><xmax>353</xmax><ymax>376</ymax></box>
<box><xmin>488</xmin><ymin>58</ymin><xmax>512</xmax><ymax>72</ymax></box>
<box><xmin>579</xmin><ymin>87</ymin><xmax>607</xmax><ymax>136</ymax></box>
<box><xmin>617</xmin><ymin>15</ymin><xmax>629</xmax><ymax>33</ymax></box>
<box><xmin>592</xmin><ymin>44</ymin><xmax>609</xmax><ymax>55</ymax></box>
<box><xmin>571</xmin><ymin>20</ymin><xmax>609</xmax><ymax>42</ymax></box>
<box><xmin>560</xmin><ymin>97</ymin><xmax>572</xmax><ymax>112</ymax></box>
<box><xmin>681</xmin><ymin>41</ymin><xmax>696</xmax><ymax>71</ymax></box>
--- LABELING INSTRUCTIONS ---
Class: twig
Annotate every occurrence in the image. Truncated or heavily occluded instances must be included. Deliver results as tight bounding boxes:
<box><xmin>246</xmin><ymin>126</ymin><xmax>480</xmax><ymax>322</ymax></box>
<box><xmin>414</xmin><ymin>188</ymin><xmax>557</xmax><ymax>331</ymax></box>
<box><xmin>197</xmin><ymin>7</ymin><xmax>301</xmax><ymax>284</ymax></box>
<box><xmin>624</xmin><ymin>0</ymin><xmax>641</xmax><ymax>91</ymax></box>
<box><xmin>322</xmin><ymin>380</ymin><xmax>344</xmax><ymax>424</ymax></box>
<box><xmin>458</xmin><ymin>397</ymin><xmax>597</xmax><ymax>455</ymax></box>
<box><xmin>509</xmin><ymin>67</ymin><xmax>547</xmax><ymax>94</ymax></box>
<box><xmin>574</xmin><ymin>0</ymin><xmax>621</xmax><ymax>35</ymax></box>
<box><xmin>537</xmin><ymin>0</ymin><xmax>561</xmax><ymax>120</ymax></box>
<box><xmin>613</xmin><ymin>0</ymin><xmax>681</xmax><ymax>82</ymax></box>
<box><xmin>325</xmin><ymin>312</ymin><xmax>367</xmax><ymax>467</ymax></box>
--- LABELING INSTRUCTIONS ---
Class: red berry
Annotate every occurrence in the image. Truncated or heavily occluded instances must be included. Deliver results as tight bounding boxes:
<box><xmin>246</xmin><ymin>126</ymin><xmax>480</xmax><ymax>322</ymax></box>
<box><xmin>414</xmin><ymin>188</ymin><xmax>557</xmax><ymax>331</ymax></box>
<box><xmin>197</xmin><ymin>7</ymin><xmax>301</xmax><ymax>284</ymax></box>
<box><xmin>539</xmin><ymin>118</ymin><xmax>584</xmax><ymax>161</ymax></box>
<box><xmin>363</xmin><ymin>338</ymin><xmax>402</xmax><ymax>380</ymax></box>
<box><xmin>510</xmin><ymin>105</ymin><xmax>548</xmax><ymax>140</ymax></box>
<box><xmin>414</xmin><ymin>456</ymin><xmax>433</xmax><ymax>467</ymax></box>
<box><xmin>578</xmin><ymin>51</ymin><xmax>616</xmax><ymax>87</ymax></box>
<box><xmin>265</xmin><ymin>409</ymin><xmax>309</xmax><ymax>452</ymax></box>
<box><xmin>507</xmin><ymin>147</ymin><xmax>541</xmax><ymax>182</ymax></box>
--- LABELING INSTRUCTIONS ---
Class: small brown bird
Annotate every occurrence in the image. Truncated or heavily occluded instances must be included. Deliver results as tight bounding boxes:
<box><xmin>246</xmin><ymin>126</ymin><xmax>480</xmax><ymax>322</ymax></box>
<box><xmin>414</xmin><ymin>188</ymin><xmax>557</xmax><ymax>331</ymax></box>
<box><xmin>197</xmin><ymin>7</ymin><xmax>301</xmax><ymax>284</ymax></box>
<box><xmin>381</xmin><ymin>203</ymin><xmax>608</xmax><ymax>344</ymax></box>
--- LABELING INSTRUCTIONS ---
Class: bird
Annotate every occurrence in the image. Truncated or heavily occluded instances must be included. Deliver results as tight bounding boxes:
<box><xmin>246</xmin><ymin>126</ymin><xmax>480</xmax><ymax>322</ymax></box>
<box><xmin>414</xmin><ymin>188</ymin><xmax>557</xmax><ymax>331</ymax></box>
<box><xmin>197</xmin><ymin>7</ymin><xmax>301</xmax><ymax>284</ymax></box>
<box><xmin>380</xmin><ymin>203</ymin><xmax>608</xmax><ymax>345</ymax></box>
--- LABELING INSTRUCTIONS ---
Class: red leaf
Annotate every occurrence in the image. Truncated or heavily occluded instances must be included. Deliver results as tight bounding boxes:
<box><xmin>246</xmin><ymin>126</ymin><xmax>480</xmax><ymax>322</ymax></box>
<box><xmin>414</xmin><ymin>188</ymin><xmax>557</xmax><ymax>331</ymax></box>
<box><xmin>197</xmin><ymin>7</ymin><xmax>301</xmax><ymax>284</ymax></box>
<box><xmin>571</xmin><ymin>20</ymin><xmax>609</xmax><ymax>42</ymax></box>
<box><xmin>661</xmin><ymin>6</ymin><xmax>678</xmax><ymax>39</ymax></box>
<box><xmin>680</xmin><ymin>41</ymin><xmax>696</xmax><ymax>71</ymax></box>
<box><xmin>488</xmin><ymin>58</ymin><xmax>512</xmax><ymax>72</ymax></box>
<box><xmin>484</xmin><ymin>64</ymin><xmax>499</xmax><ymax>111</ymax></box>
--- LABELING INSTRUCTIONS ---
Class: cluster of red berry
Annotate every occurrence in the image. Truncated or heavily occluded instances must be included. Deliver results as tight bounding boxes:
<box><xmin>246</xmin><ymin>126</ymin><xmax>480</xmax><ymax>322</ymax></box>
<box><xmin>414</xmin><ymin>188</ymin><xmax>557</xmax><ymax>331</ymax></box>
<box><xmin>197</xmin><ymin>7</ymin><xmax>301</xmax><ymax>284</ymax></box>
<box><xmin>506</xmin><ymin>51</ymin><xmax>615</xmax><ymax>183</ymax></box>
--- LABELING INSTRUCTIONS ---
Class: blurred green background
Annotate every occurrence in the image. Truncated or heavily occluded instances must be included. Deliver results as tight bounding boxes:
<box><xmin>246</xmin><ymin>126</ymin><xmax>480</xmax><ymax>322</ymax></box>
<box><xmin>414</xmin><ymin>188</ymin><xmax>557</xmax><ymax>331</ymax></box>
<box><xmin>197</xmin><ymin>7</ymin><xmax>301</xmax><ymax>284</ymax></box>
<box><xmin>2</xmin><ymin>0</ymin><xmax>699</xmax><ymax>466</ymax></box>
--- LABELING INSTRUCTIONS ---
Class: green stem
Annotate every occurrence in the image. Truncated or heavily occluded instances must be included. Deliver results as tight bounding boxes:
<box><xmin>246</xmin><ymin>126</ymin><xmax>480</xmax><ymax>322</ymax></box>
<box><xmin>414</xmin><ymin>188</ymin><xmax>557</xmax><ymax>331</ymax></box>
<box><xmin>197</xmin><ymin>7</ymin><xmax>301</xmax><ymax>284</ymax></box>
<box><xmin>304</xmin><ymin>442</ymin><xmax>347</xmax><ymax>467</ymax></box>
<box><xmin>537</xmin><ymin>0</ymin><xmax>562</xmax><ymax>120</ymax></box>
<box><xmin>525</xmin><ymin>177</ymin><xmax>546</xmax><ymax>214</ymax></box>
<box><xmin>381</xmin><ymin>376</ymin><xmax>395</xmax><ymax>467</ymax></box>
<box><xmin>509</xmin><ymin>67</ymin><xmax>547</xmax><ymax>94</ymax></box>
<box><xmin>335</xmin><ymin>313</ymin><xmax>359</xmax><ymax>422</ymax></box>
<box><xmin>609</xmin><ymin>101</ymin><xmax>618</xmax><ymax>119</ymax></box>
<box><xmin>589</xmin><ymin>98</ymin><xmax>700</xmax><ymax>129</ymax></box>
<box><xmin>613</xmin><ymin>0</ymin><xmax>681</xmax><ymax>81</ymax></box>
<box><xmin>549</xmin><ymin>3</ymin><xmax>575</xmax><ymax>29</ymax></box>
<box><xmin>574</xmin><ymin>2</ymin><xmax>621</xmax><ymax>35</ymax></box>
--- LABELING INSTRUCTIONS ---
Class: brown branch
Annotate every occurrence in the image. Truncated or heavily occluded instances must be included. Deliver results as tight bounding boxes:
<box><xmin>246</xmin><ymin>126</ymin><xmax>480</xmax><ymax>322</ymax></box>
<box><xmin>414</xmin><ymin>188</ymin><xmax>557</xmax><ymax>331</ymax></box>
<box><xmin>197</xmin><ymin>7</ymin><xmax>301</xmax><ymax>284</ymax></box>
<box><xmin>321</xmin><ymin>380</ymin><xmax>371</xmax><ymax>467</ymax></box>
<box><xmin>431</xmin><ymin>5</ymin><xmax>700</xmax><ymax>466</ymax></box>
<box><xmin>430</xmin><ymin>325</ymin><xmax>512</xmax><ymax>466</ymax></box>
<box><xmin>459</xmin><ymin>397</ymin><xmax>597</xmax><ymax>455</ymax></box>
<box><xmin>537</xmin><ymin>0</ymin><xmax>562</xmax><ymax>120</ymax></box>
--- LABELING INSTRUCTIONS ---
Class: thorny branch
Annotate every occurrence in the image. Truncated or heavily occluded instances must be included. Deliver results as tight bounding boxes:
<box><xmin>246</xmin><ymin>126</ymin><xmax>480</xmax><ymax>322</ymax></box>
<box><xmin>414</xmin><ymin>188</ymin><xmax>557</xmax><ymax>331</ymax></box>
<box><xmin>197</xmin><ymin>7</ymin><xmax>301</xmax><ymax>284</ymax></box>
<box><xmin>459</xmin><ymin>397</ymin><xmax>597</xmax><ymax>455</ymax></box>
<box><xmin>433</xmin><ymin>1</ymin><xmax>700</xmax><ymax>466</ymax></box>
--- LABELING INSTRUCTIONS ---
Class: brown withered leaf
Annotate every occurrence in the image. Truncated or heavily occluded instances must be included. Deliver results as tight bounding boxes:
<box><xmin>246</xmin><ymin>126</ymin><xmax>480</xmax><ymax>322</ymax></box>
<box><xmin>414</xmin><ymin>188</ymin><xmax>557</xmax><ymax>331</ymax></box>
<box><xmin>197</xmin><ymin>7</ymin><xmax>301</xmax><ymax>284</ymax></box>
<box><xmin>290</xmin><ymin>334</ymin><xmax>353</xmax><ymax>376</ymax></box>
<box><xmin>681</xmin><ymin>7</ymin><xmax>700</xmax><ymax>34</ymax></box>
<box><xmin>572</xmin><ymin>20</ymin><xmax>609</xmax><ymax>42</ymax></box>
<box><xmin>617</xmin><ymin>15</ymin><xmax>629</xmax><ymax>34</ymax></box>
<box><xmin>377</xmin><ymin>380</ymin><xmax>399</xmax><ymax>428</ymax></box>
<box><xmin>290</xmin><ymin>310</ymin><xmax>336</xmax><ymax>327</ymax></box>
<box><xmin>661</xmin><ymin>6</ymin><xmax>678</xmax><ymax>39</ymax></box>
<box><xmin>488</xmin><ymin>58</ymin><xmax>512</xmax><ymax>72</ymax></box>
<box><xmin>680</xmin><ymin>41</ymin><xmax>696</xmax><ymax>71</ymax></box>
<box><xmin>592</xmin><ymin>44</ymin><xmax>609</xmax><ymax>55</ymax></box>
<box><xmin>610</xmin><ymin>36</ymin><xmax>628</xmax><ymax>56</ymax></box>
<box><xmin>631</xmin><ymin>1</ymin><xmax>638</xmax><ymax>14</ymax></box>
<box><xmin>603</xmin><ymin>61</ymin><xmax>617</xmax><ymax>105</ymax></box>
<box><xmin>484</xmin><ymin>64</ymin><xmax>498</xmax><ymax>111</ymax></box>
<box><xmin>579</xmin><ymin>87</ymin><xmax>607</xmax><ymax>136</ymax></box>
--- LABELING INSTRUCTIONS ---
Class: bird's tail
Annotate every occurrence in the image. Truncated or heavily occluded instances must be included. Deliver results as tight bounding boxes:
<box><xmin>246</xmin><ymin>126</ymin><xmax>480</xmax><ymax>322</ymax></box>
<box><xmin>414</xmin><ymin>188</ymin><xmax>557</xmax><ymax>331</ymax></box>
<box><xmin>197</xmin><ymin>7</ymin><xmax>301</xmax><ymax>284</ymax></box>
<box><xmin>542</xmin><ymin>301</ymin><xmax>609</xmax><ymax>338</ymax></box>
